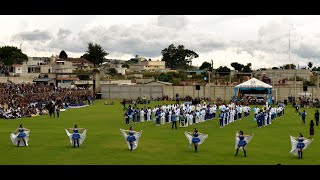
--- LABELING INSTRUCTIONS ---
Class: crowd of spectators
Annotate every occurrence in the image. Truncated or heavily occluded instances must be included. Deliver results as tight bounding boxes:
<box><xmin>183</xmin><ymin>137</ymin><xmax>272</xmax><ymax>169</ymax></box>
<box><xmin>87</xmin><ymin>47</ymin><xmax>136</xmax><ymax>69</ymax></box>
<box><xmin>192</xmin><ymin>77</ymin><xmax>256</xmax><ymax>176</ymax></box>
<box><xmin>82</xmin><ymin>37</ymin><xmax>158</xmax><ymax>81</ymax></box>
<box><xmin>0</xmin><ymin>83</ymin><xmax>93</xmax><ymax>119</ymax></box>
<box><xmin>0</xmin><ymin>64</ymin><xmax>10</xmax><ymax>77</ymax></box>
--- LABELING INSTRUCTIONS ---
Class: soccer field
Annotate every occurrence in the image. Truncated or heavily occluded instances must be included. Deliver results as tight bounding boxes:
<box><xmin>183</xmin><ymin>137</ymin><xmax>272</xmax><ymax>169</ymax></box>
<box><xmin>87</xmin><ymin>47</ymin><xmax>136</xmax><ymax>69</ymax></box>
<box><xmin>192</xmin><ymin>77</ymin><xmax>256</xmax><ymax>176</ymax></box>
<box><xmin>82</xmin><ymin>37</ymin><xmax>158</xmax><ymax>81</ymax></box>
<box><xmin>0</xmin><ymin>100</ymin><xmax>318</xmax><ymax>165</ymax></box>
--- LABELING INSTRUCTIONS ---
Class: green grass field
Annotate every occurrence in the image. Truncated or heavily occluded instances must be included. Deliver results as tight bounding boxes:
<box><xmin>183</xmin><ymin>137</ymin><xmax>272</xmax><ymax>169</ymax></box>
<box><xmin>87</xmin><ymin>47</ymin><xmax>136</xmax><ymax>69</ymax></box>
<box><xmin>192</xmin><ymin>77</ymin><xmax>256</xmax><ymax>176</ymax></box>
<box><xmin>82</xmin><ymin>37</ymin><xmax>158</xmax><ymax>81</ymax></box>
<box><xmin>0</xmin><ymin>100</ymin><xmax>318</xmax><ymax>165</ymax></box>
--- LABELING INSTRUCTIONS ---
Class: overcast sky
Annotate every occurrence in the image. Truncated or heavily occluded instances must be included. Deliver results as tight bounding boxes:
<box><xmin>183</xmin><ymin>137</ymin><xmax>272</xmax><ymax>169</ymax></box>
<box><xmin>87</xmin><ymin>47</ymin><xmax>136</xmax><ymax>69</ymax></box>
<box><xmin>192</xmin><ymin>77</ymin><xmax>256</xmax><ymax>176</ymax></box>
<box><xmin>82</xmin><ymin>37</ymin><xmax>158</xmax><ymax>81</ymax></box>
<box><xmin>1</xmin><ymin>15</ymin><xmax>320</xmax><ymax>69</ymax></box>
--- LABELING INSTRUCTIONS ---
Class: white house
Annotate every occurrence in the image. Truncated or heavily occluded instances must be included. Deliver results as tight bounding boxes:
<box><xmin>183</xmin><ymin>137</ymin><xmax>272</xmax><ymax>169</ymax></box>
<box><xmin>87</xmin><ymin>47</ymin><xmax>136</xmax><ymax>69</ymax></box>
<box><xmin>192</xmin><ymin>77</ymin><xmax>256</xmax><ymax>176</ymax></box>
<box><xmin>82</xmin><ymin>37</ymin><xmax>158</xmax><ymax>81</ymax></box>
<box><xmin>115</xmin><ymin>67</ymin><xmax>127</xmax><ymax>75</ymax></box>
<box><xmin>12</xmin><ymin>64</ymin><xmax>22</xmax><ymax>75</ymax></box>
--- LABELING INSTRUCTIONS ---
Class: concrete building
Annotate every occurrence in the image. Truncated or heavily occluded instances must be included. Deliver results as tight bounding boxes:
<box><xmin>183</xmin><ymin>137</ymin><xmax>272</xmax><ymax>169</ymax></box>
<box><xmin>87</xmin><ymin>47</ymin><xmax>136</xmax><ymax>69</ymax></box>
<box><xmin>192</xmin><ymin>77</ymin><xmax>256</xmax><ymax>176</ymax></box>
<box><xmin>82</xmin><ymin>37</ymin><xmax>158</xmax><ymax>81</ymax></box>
<box><xmin>115</xmin><ymin>67</ymin><xmax>127</xmax><ymax>75</ymax></box>
<box><xmin>52</xmin><ymin>59</ymin><xmax>73</xmax><ymax>73</ymax></box>
<box><xmin>130</xmin><ymin>60</ymin><xmax>165</xmax><ymax>71</ymax></box>
<box><xmin>12</xmin><ymin>64</ymin><xmax>22</xmax><ymax>75</ymax></box>
<box><xmin>259</xmin><ymin>69</ymin><xmax>313</xmax><ymax>81</ymax></box>
<box><xmin>64</xmin><ymin>58</ymin><xmax>94</xmax><ymax>70</ymax></box>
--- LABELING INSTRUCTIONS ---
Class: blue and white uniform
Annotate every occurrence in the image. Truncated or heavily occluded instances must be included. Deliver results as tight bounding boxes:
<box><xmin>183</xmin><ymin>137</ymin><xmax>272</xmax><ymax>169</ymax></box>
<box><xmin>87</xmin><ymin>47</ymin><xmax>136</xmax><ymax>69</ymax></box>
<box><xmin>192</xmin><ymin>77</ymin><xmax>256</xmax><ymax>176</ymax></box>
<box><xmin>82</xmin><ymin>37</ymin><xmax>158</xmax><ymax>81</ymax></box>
<box><xmin>297</xmin><ymin>137</ymin><xmax>305</xmax><ymax>149</ymax></box>
<box><xmin>192</xmin><ymin>132</ymin><xmax>200</xmax><ymax>144</ymax></box>
<box><xmin>17</xmin><ymin>128</ymin><xmax>26</xmax><ymax>138</ymax></box>
<box><xmin>126</xmin><ymin>131</ymin><xmax>136</xmax><ymax>142</ymax></box>
<box><xmin>72</xmin><ymin>129</ymin><xmax>80</xmax><ymax>139</ymax></box>
<box><xmin>237</xmin><ymin>135</ymin><xmax>247</xmax><ymax>147</ymax></box>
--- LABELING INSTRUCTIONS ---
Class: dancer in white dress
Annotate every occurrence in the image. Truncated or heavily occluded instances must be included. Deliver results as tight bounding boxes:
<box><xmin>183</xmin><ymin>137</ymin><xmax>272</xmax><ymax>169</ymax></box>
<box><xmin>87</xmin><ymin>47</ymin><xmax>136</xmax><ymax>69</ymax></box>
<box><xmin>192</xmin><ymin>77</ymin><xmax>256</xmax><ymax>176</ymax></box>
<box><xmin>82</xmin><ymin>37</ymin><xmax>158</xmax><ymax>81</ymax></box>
<box><xmin>65</xmin><ymin>124</ymin><xmax>87</xmax><ymax>148</ymax></box>
<box><xmin>10</xmin><ymin>124</ymin><xmax>30</xmax><ymax>147</ymax></box>
<box><xmin>120</xmin><ymin>126</ymin><xmax>142</xmax><ymax>151</ymax></box>
<box><xmin>290</xmin><ymin>133</ymin><xmax>313</xmax><ymax>159</ymax></box>
<box><xmin>234</xmin><ymin>131</ymin><xmax>254</xmax><ymax>157</ymax></box>
<box><xmin>185</xmin><ymin>128</ymin><xmax>208</xmax><ymax>152</ymax></box>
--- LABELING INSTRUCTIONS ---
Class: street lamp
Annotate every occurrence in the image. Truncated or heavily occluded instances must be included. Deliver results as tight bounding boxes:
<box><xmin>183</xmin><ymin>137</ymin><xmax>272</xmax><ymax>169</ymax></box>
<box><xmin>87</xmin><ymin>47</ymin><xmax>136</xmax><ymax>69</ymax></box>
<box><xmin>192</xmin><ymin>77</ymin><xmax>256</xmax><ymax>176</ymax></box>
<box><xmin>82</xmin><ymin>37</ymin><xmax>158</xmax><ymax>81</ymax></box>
<box><xmin>288</xmin><ymin>26</ymin><xmax>296</xmax><ymax>70</ymax></box>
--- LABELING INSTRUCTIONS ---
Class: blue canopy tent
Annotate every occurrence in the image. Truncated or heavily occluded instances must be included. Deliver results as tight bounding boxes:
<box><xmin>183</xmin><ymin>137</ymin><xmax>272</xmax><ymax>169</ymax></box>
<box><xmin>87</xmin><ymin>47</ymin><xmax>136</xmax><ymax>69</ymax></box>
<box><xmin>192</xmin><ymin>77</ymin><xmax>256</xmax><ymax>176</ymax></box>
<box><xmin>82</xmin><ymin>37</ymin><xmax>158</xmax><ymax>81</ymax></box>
<box><xmin>233</xmin><ymin>78</ymin><xmax>273</xmax><ymax>105</ymax></box>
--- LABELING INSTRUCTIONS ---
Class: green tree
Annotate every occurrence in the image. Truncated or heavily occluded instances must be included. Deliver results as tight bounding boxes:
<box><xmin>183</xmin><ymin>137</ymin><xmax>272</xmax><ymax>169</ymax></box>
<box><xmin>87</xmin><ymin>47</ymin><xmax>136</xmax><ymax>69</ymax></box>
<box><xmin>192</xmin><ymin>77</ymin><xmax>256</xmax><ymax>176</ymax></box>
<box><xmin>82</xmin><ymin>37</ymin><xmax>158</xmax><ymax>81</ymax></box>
<box><xmin>312</xmin><ymin>67</ymin><xmax>320</xmax><ymax>71</ymax></box>
<box><xmin>80</xmin><ymin>53</ymin><xmax>90</xmax><ymax>61</ymax></box>
<box><xmin>76</xmin><ymin>69</ymin><xmax>90</xmax><ymax>80</ymax></box>
<box><xmin>161</xmin><ymin>44</ymin><xmax>199</xmax><ymax>70</ymax></box>
<box><xmin>108</xmin><ymin>68</ymin><xmax>118</xmax><ymax>76</ymax></box>
<box><xmin>170</xmin><ymin>78</ymin><xmax>181</xmax><ymax>85</ymax></box>
<box><xmin>122</xmin><ymin>63</ymin><xmax>130</xmax><ymax>68</ymax></box>
<box><xmin>231</xmin><ymin>62</ymin><xmax>244</xmax><ymax>72</ymax></box>
<box><xmin>304</xmin><ymin>80</ymin><xmax>315</xmax><ymax>86</ymax></box>
<box><xmin>127</xmin><ymin>57</ymin><xmax>138</xmax><ymax>64</ymax></box>
<box><xmin>216</xmin><ymin>66</ymin><xmax>231</xmax><ymax>76</ymax></box>
<box><xmin>158</xmin><ymin>73</ymin><xmax>171</xmax><ymax>82</ymax></box>
<box><xmin>82</xmin><ymin>42</ymin><xmax>109</xmax><ymax>67</ymax></box>
<box><xmin>0</xmin><ymin>46</ymin><xmax>28</xmax><ymax>66</ymax></box>
<box><xmin>272</xmin><ymin>67</ymin><xmax>279</xmax><ymax>70</ymax></box>
<box><xmin>199</xmin><ymin>61</ymin><xmax>212</xmax><ymax>70</ymax></box>
<box><xmin>308</xmin><ymin>62</ymin><xmax>313</xmax><ymax>69</ymax></box>
<box><xmin>177</xmin><ymin>71</ymin><xmax>188</xmax><ymax>80</ymax></box>
<box><xmin>242</xmin><ymin>63</ymin><xmax>252</xmax><ymax>72</ymax></box>
<box><xmin>283</xmin><ymin>64</ymin><xmax>296</xmax><ymax>69</ymax></box>
<box><xmin>59</xmin><ymin>50</ymin><xmax>68</xmax><ymax>59</ymax></box>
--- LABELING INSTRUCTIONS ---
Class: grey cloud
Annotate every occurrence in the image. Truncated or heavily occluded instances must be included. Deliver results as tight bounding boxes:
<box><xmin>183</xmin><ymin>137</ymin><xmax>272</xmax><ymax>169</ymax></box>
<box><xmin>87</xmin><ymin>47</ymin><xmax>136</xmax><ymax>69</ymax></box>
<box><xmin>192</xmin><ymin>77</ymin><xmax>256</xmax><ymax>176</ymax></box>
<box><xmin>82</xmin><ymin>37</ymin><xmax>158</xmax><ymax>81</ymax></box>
<box><xmin>77</xmin><ymin>25</ymin><xmax>177</xmax><ymax>57</ymax></box>
<box><xmin>77</xmin><ymin>24</ymin><xmax>226</xmax><ymax>58</ymax></box>
<box><xmin>258</xmin><ymin>21</ymin><xmax>287</xmax><ymax>37</ymax></box>
<box><xmin>157</xmin><ymin>15</ymin><xmax>188</xmax><ymax>29</ymax></box>
<box><xmin>11</xmin><ymin>30</ymin><xmax>52</xmax><ymax>41</ymax></box>
<box><xmin>10</xmin><ymin>17</ymin><xmax>320</xmax><ymax>68</ymax></box>
<box><xmin>57</xmin><ymin>28</ymin><xmax>72</xmax><ymax>39</ymax></box>
<box><xmin>294</xmin><ymin>42</ymin><xmax>320</xmax><ymax>59</ymax></box>
<box><xmin>37</xmin><ymin>32</ymin><xmax>86</xmax><ymax>53</ymax></box>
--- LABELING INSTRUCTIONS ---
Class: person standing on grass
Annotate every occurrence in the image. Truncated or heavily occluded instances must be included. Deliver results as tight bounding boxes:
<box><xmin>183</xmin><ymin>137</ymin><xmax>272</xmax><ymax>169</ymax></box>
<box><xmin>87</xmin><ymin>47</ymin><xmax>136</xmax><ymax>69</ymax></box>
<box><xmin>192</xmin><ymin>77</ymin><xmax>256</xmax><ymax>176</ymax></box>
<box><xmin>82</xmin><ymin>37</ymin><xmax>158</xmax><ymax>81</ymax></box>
<box><xmin>310</xmin><ymin>120</ymin><xmax>315</xmax><ymax>138</ymax></box>
<box><xmin>295</xmin><ymin>104</ymin><xmax>300</xmax><ymax>114</ymax></box>
<box><xmin>136</xmin><ymin>108</ymin><xmax>140</xmax><ymax>123</ymax></box>
<box><xmin>140</xmin><ymin>108</ymin><xmax>145</xmax><ymax>122</ymax></box>
<box><xmin>234</xmin><ymin>131</ymin><xmax>254</xmax><ymax>157</ymax></box>
<box><xmin>301</xmin><ymin>110</ymin><xmax>306</xmax><ymax>124</ymax></box>
<box><xmin>290</xmin><ymin>133</ymin><xmax>313</xmax><ymax>159</ymax></box>
<box><xmin>185</xmin><ymin>128</ymin><xmax>208</xmax><ymax>153</ymax></box>
<box><xmin>254</xmin><ymin>105</ymin><xmax>260</xmax><ymax>118</ymax></box>
<box><xmin>122</xmin><ymin>99</ymin><xmax>126</xmax><ymax>111</ymax></box>
<box><xmin>219</xmin><ymin>111</ymin><xmax>224</xmax><ymax>128</ymax></box>
<box><xmin>56</xmin><ymin>105</ymin><xmax>60</xmax><ymax>118</ymax></box>
<box><xmin>155</xmin><ymin>109</ymin><xmax>161</xmax><ymax>126</ymax></box>
<box><xmin>51</xmin><ymin>103</ymin><xmax>56</xmax><ymax>118</ymax></box>
<box><xmin>314</xmin><ymin>110</ymin><xmax>319</xmax><ymax>126</ymax></box>
<box><xmin>124</xmin><ymin>111</ymin><xmax>130</xmax><ymax>125</ymax></box>
<box><xmin>65</xmin><ymin>125</ymin><xmax>86</xmax><ymax>148</ymax></box>
<box><xmin>131</xmin><ymin>108</ymin><xmax>136</xmax><ymax>124</ymax></box>
<box><xmin>12</xmin><ymin>124</ymin><xmax>29</xmax><ymax>147</ymax></box>
<box><xmin>171</xmin><ymin>111</ymin><xmax>178</xmax><ymax>129</ymax></box>
<box><xmin>120</xmin><ymin>126</ymin><xmax>142</xmax><ymax>151</ymax></box>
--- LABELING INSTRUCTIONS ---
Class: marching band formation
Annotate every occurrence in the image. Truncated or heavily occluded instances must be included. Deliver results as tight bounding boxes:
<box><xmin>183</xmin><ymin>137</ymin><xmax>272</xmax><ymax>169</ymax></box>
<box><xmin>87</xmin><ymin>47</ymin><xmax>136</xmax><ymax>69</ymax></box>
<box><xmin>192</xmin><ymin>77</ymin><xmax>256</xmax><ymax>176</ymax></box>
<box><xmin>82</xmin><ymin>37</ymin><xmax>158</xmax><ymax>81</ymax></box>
<box><xmin>5</xmin><ymin>100</ymin><xmax>313</xmax><ymax>160</ymax></box>
<box><xmin>122</xmin><ymin>101</ymin><xmax>313</xmax><ymax>158</ymax></box>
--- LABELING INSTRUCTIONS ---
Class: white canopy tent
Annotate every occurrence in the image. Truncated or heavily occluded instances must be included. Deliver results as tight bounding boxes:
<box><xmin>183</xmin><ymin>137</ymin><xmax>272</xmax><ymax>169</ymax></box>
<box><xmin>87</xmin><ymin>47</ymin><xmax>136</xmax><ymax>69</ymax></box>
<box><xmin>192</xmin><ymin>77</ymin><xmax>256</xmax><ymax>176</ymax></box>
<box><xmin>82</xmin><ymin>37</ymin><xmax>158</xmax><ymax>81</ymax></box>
<box><xmin>234</xmin><ymin>78</ymin><xmax>273</xmax><ymax>104</ymax></box>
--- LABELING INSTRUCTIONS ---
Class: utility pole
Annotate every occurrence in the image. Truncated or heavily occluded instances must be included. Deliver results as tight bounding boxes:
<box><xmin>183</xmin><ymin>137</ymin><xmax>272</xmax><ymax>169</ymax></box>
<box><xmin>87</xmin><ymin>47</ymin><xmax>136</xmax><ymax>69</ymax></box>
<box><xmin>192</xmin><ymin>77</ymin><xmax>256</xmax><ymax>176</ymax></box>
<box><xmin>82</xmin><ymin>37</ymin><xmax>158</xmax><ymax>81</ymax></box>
<box><xmin>317</xmin><ymin>72</ymin><xmax>319</xmax><ymax>99</ymax></box>
<box><xmin>272</xmin><ymin>72</ymin><xmax>275</xmax><ymax>88</ymax></box>
<box><xmin>210</xmin><ymin>60</ymin><xmax>213</xmax><ymax>84</ymax></box>
<box><xmin>294</xmin><ymin>69</ymin><xmax>297</xmax><ymax>101</ymax></box>
<box><xmin>289</xmin><ymin>29</ymin><xmax>291</xmax><ymax>70</ymax></box>
<box><xmin>229</xmin><ymin>72</ymin><xmax>232</xmax><ymax>99</ymax></box>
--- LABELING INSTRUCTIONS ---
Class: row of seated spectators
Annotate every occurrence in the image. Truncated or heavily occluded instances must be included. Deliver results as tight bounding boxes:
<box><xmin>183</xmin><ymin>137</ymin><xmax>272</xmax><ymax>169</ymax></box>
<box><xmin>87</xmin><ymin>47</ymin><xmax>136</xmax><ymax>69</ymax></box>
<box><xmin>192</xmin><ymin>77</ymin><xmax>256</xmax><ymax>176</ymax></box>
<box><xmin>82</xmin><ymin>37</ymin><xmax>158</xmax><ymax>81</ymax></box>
<box><xmin>0</xmin><ymin>64</ymin><xmax>10</xmax><ymax>77</ymax></box>
<box><xmin>0</xmin><ymin>83</ymin><xmax>93</xmax><ymax>119</ymax></box>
